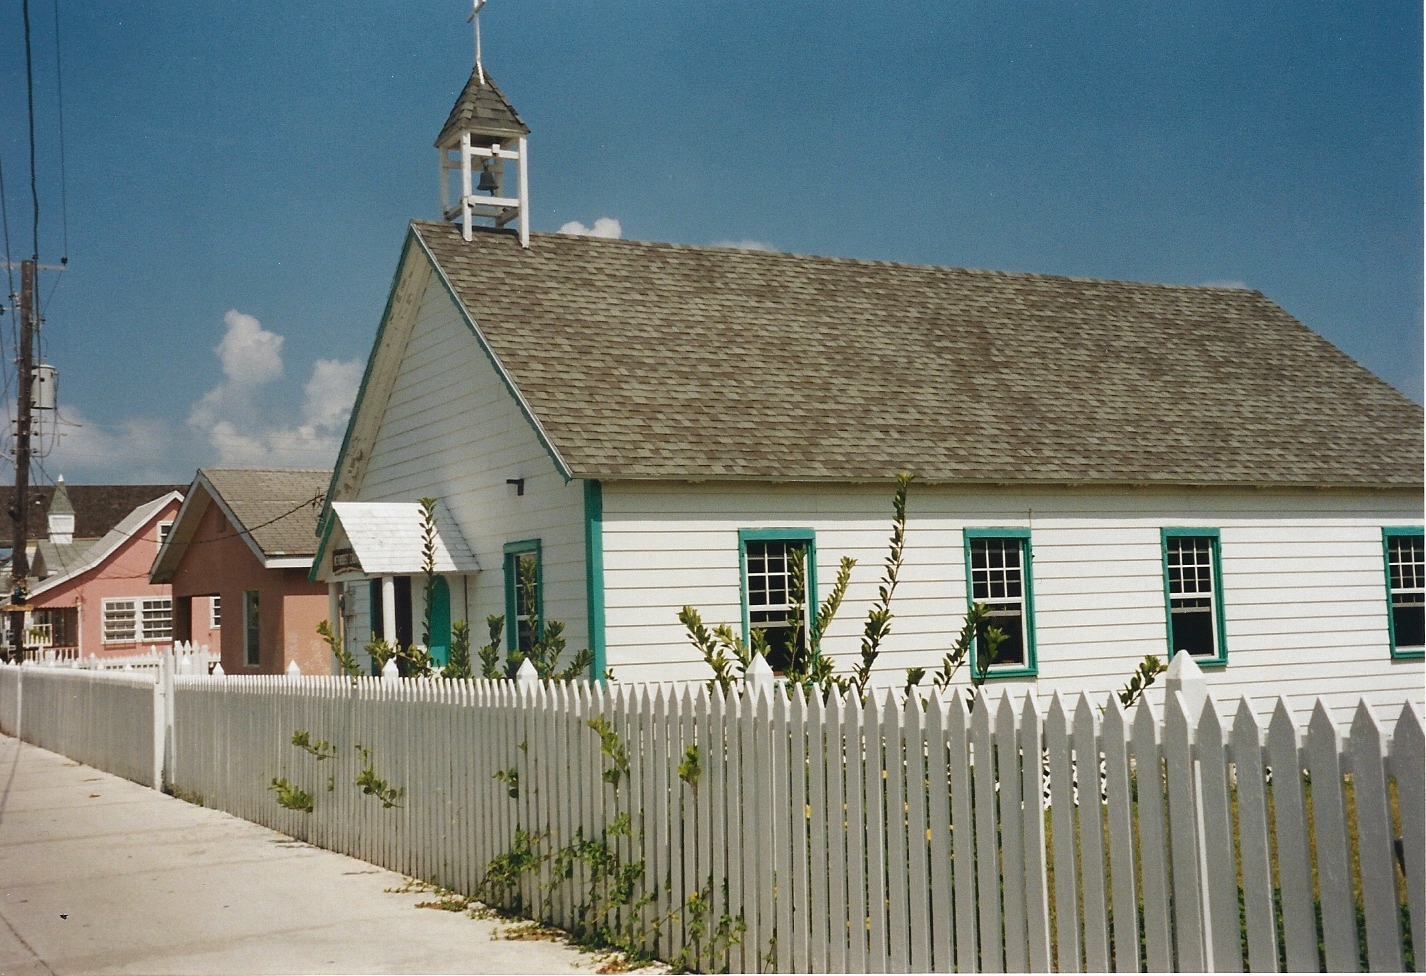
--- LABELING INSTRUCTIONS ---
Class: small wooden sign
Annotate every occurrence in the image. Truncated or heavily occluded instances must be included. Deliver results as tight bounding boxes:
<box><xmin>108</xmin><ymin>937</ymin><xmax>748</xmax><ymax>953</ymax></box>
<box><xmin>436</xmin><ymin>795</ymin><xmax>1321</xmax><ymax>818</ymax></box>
<box><xmin>332</xmin><ymin>547</ymin><xmax>362</xmax><ymax>575</ymax></box>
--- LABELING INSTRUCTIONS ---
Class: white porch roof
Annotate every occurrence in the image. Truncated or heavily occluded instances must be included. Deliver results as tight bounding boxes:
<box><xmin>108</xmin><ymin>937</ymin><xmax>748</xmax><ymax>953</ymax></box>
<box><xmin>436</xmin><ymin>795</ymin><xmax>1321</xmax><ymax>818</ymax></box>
<box><xmin>327</xmin><ymin>500</ymin><xmax>479</xmax><ymax>577</ymax></box>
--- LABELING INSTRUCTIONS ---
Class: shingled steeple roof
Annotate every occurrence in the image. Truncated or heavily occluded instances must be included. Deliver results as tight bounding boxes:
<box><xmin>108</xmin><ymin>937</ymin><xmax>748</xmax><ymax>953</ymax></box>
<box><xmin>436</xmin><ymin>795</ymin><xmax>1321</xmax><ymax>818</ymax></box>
<box><xmin>435</xmin><ymin>68</ymin><xmax>529</xmax><ymax>149</ymax></box>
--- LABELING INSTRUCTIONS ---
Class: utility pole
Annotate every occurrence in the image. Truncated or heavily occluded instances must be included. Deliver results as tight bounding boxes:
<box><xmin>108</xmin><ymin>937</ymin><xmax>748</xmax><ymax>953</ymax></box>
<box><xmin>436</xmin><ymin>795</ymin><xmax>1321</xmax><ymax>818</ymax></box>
<box><xmin>7</xmin><ymin>259</ymin><xmax>35</xmax><ymax>663</ymax></box>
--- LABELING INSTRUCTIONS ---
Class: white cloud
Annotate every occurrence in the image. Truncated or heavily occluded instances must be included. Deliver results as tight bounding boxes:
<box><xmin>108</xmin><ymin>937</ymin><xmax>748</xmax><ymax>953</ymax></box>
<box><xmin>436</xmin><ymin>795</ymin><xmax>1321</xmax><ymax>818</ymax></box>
<box><xmin>216</xmin><ymin>309</ymin><xmax>284</xmax><ymax>385</ymax></box>
<box><xmin>42</xmin><ymin>406</ymin><xmax>177</xmax><ymax>481</ymax></box>
<box><xmin>303</xmin><ymin>359</ymin><xmax>365</xmax><ymax>429</ymax></box>
<box><xmin>187</xmin><ymin>310</ymin><xmax>362</xmax><ymax>469</ymax></box>
<box><xmin>1199</xmin><ymin>279</ymin><xmax>1248</xmax><ymax>290</ymax></box>
<box><xmin>712</xmin><ymin>239</ymin><xmax>779</xmax><ymax>252</ymax></box>
<box><xmin>558</xmin><ymin>217</ymin><xmax>623</xmax><ymax>239</ymax></box>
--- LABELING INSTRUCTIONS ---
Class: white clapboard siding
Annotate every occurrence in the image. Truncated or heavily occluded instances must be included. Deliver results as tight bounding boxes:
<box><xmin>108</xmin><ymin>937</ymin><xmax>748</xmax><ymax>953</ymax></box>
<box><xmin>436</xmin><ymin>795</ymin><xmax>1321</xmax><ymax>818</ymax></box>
<box><xmin>599</xmin><ymin>480</ymin><xmax>1424</xmax><ymax>724</ymax></box>
<box><xmin>4</xmin><ymin>663</ymin><xmax>1423</xmax><ymax>974</ymax></box>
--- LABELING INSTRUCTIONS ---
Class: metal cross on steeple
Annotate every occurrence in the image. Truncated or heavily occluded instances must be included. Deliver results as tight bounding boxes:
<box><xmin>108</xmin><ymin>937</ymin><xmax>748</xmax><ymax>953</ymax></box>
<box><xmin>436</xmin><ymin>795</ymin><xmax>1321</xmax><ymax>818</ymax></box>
<box><xmin>468</xmin><ymin>0</ymin><xmax>489</xmax><ymax>84</ymax></box>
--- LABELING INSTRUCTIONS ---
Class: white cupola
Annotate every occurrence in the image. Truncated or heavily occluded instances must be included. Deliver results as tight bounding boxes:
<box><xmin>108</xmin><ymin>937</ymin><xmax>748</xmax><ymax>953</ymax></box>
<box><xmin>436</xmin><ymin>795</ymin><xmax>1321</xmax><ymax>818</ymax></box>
<box><xmin>47</xmin><ymin>475</ymin><xmax>74</xmax><ymax>545</ymax></box>
<box><xmin>437</xmin><ymin>1</ymin><xmax>530</xmax><ymax>246</ymax></box>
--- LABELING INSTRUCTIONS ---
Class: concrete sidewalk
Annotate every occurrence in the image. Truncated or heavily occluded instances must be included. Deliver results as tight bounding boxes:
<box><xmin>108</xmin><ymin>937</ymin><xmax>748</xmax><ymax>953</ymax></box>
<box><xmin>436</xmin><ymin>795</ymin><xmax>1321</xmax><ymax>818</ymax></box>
<box><xmin>0</xmin><ymin>734</ymin><xmax>592</xmax><ymax>975</ymax></box>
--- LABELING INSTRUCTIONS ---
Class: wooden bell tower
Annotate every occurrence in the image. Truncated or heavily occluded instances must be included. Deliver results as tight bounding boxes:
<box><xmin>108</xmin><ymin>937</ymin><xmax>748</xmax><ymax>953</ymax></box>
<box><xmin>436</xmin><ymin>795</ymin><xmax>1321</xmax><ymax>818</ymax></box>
<box><xmin>437</xmin><ymin>0</ymin><xmax>530</xmax><ymax>246</ymax></box>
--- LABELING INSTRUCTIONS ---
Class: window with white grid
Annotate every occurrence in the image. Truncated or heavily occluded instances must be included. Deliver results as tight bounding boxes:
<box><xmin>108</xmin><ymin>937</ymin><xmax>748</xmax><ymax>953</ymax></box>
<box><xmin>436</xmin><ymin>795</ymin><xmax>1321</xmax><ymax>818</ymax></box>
<box><xmin>1163</xmin><ymin>532</ymin><xmax>1225</xmax><ymax>663</ymax></box>
<box><xmin>965</xmin><ymin>532</ymin><xmax>1033</xmax><ymax>672</ymax></box>
<box><xmin>1385</xmin><ymin>530</ymin><xmax>1425</xmax><ymax>657</ymax></box>
<box><xmin>102</xmin><ymin>599</ymin><xmax>138</xmax><ymax>643</ymax></box>
<box><xmin>741</xmin><ymin>532</ymin><xmax>814</xmax><ymax>674</ymax></box>
<box><xmin>103</xmin><ymin>597</ymin><xmax>173</xmax><ymax>643</ymax></box>
<box><xmin>211</xmin><ymin>595</ymin><xmax>222</xmax><ymax>629</ymax></box>
<box><xmin>142</xmin><ymin>599</ymin><xmax>173</xmax><ymax>641</ymax></box>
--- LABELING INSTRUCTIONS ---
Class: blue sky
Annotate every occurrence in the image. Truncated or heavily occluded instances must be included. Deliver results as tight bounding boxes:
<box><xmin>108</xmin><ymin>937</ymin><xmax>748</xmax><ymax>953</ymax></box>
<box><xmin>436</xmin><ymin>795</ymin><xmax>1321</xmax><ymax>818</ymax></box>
<box><xmin>0</xmin><ymin>1</ymin><xmax>1419</xmax><ymax>485</ymax></box>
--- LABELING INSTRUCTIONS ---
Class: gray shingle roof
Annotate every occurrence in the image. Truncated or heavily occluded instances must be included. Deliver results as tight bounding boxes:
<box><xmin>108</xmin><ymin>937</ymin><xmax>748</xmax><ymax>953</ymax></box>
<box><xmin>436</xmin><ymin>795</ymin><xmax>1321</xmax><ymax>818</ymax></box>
<box><xmin>413</xmin><ymin>221</ymin><xmax>1423</xmax><ymax>489</ymax></box>
<box><xmin>0</xmin><ymin>484</ymin><xmax>184</xmax><ymax>541</ymax></box>
<box><xmin>201</xmin><ymin>469</ymin><xmax>329</xmax><ymax>557</ymax></box>
<box><xmin>435</xmin><ymin>69</ymin><xmax>529</xmax><ymax>149</ymax></box>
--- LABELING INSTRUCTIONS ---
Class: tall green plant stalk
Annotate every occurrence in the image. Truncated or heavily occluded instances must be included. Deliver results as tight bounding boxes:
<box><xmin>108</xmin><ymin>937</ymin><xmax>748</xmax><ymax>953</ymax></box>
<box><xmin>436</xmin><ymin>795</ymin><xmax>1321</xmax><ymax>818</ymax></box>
<box><xmin>418</xmin><ymin>497</ymin><xmax>438</xmax><ymax>648</ymax></box>
<box><xmin>851</xmin><ymin>472</ymin><xmax>912</xmax><ymax>694</ymax></box>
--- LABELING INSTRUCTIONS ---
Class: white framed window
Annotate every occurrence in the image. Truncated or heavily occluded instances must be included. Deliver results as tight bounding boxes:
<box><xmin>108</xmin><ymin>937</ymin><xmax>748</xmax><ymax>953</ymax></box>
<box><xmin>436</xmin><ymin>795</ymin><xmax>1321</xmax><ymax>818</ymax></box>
<box><xmin>102</xmin><ymin>597</ymin><xmax>172</xmax><ymax>643</ymax></box>
<box><xmin>1384</xmin><ymin>528</ymin><xmax>1425</xmax><ymax>659</ymax></box>
<box><xmin>739</xmin><ymin>529</ymin><xmax>816</xmax><ymax>674</ymax></box>
<box><xmin>103</xmin><ymin>599</ymin><xmax>137</xmax><ymax>643</ymax></box>
<box><xmin>1162</xmin><ymin>530</ymin><xmax>1227</xmax><ymax>665</ymax></box>
<box><xmin>210</xmin><ymin>595</ymin><xmax>222</xmax><ymax>629</ymax></box>
<box><xmin>964</xmin><ymin>530</ymin><xmax>1036</xmax><ymax>675</ymax></box>
<box><xmin>158</xmin><ymin>521</ymin><xmax>174</xmax><ymax>545</ymax></box>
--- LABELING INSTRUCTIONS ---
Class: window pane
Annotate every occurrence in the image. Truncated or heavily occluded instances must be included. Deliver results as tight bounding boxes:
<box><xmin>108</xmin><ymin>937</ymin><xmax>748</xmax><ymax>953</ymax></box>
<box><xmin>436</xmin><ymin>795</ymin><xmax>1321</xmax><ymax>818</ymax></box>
<box><xmin>977</xmin><ymin>607</ymin><xmax>1025</xmax><ymax>667</ymax></box>
<box><xmin>744</xmin><ymin>539</ymin><xmax>807</xmax><ymax>674</ymax></box>
<box><xmin>1389</xmin><ymin>535</ymin><xmax>1425</xmax><ymax>591</ymax></box>
<box><xmin>968</xmin><ymin>537</ymin><xmax>1028</xmax><ymax>670</ymax></box>
<box><xmin>1392</xmin><ymin>598</ymin><xmax>1425</xmax><ymax>650</ymax></box>
<box><xmin>104</xmin><ymin>601</ymin><xmax>136</xmax><ymax>642</ymax></box>
<box><xmin>1165</xmin><ymin>535</ymin><xmax>1220</xmax><ymax>659</ymax></box>
<box><xmin>1170</xmin><ymin>604</ymin><xmax>1216</xmax><ymax>656</ymax></box>
<box><xmin>142</xmin><ymin>598</ymin><xmax>173</xmax><ymax>641</ymax></box>
<box><xmin>511</xmin><ymin>550</ymin><xmax>540</xmax><ymax>655</ymax></box>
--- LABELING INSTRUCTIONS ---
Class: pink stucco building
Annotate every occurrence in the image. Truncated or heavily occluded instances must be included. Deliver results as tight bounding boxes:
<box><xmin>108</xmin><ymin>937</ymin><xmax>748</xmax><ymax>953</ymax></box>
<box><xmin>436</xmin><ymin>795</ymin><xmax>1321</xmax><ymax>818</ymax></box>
<box><xmin>24</xmin><ymin>479</ymin><xmax>219</xmax><ymax>659</ymax></box>
<box><xmin>150</xmin><ymin>469</ymin><xmax>331</xmax><ymax>675</ymax></box>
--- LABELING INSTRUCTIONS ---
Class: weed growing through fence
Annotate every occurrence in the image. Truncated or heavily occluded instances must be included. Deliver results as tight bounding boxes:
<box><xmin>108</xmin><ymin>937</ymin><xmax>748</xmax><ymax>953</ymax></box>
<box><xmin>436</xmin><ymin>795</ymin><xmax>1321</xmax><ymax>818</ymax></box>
<box><xmin>317</xmin><ymin>619</ymin><xmax>363</xmax><ymax>678</ymax></box>
<box><xmin>494</xmin><ymin>765</ymin><xmax>520</xmax><ymax>799</ymax></box>
<box><xmin>354</xmin><ymin>745</ymin><xmax>405</xmax><ymax>808</ymax></box>
<box><xmin>475</xmin><ymin>716</ymin><xmax>745</xmax><ymax>971</ymax></box>
<box><xmin>676</xmin><ymin>744</ymin><xmax>701</xmax><ymax>789</ymax></box>
<box><xmin>290</xmin><ymin>729</ymin><xmax>337</xmax><ymax>761</ymax></box>
<box><xmin>269</xmin><ymin>776</ymin><xmax>314</xmax><ymax>813</ymax></box>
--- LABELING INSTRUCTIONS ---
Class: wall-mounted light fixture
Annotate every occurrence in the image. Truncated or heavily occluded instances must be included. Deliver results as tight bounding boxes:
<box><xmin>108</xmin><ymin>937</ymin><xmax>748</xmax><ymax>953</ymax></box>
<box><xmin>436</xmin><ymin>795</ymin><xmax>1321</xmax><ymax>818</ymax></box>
<box><xmin>506</xmin><ymin>478</ymin><xmax>525</xmax><ymax>496</ymax></box>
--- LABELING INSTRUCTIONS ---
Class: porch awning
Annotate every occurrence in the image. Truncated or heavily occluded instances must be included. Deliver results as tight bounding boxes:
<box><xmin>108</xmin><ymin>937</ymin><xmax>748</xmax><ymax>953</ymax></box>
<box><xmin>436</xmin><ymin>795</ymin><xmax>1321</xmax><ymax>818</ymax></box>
<box><xmin>323</xmin><ymin>500</ymin><xmax>480</xmax><ymax>579</ymax></box>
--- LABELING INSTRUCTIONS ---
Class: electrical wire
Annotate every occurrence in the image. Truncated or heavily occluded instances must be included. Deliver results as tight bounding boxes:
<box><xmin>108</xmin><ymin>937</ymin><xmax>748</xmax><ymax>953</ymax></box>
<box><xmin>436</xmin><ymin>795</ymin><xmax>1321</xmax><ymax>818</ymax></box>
<box><xmin>22</xmin><ymin>0</ymin><xmax>40</xmax><ymax>260</ymax></box>
<box><xmin>50</xmin><ymin>0</ymin><xmax>68</xmax><ymax>264</ymax></box>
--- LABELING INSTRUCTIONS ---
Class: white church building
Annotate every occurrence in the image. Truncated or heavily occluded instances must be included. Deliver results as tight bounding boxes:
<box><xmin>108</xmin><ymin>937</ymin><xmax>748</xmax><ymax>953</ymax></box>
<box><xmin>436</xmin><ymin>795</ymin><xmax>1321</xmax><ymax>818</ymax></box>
<box><xmin>311</xmin><ymin>31</ymin><xmax>1424</xmax><ymax>724</ymax></box>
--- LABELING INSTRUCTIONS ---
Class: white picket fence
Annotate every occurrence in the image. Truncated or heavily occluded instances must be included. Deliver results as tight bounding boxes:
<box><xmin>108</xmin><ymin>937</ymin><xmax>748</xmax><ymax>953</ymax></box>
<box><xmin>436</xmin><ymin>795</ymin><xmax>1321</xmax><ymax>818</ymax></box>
<box><xmin>1</xmin><ymin>656</ymin><xmax>1421</xmax><ymax>973</ymax></box>
<box><xmin>22</xmin><ymin>641</ymin><xmax>216</xmax><ymax>673</ymax></box>
<box><xmin>0</xmin><ymin>665</ymin><xmax>162</xmax><ymax>788</ymax></box>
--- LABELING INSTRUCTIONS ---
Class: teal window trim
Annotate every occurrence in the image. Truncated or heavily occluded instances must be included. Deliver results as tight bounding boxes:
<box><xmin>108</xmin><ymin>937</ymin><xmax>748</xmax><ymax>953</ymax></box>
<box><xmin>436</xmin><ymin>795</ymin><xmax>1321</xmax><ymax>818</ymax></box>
<box><xmin>584</xmin><ymin>481</ymin><xmax>607</xmax><ymax>682</ymax></box>
<box><xmin>503</xmin><ymin>540</ymin><xmax>543</xmax><ymax>655</ymax></box>
<box><xmin>1160</xmin><ymin>528</ymin><xmax>1228</xmax><ymax>668</ymax></box>
<box><xmin>1383</xmin><ymin>526</ymin><xmax>1425</xmax><ymax>660</ymax></box>
<box><xmin>963</xmin><ymin>528</ymin><xmax>1038</xmax><ymax>678</ymax></box>
<box><xmin>738</xmin><ymin>528</ymin><xmax>818</xmax><ymax>652</ymax></box>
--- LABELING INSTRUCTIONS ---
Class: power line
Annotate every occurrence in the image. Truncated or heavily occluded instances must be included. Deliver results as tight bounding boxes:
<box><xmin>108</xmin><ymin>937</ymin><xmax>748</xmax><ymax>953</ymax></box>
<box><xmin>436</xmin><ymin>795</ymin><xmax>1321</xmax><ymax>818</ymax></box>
<box><xmin>22</xmin><ymin>0</ymin><xmax>40</xmax><ymax>260</ymax></box>
<box><xmin>50</xmin><ymin>0</ymin><xmax>68</xmax><ymax>264</ymax></box>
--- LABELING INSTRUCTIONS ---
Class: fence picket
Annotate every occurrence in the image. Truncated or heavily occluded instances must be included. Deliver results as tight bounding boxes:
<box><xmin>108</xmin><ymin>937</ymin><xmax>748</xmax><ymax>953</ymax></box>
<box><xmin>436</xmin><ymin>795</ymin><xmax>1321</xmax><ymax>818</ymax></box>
<box><xmin>1347</xmin><ymin>700</ymin><xmax>1403</xmax><ymax>972</ymax></box>
<box><xmin>1306</xmin><ymin>700</ymin><xmax>1357</xmax><ymax>972</ymax></box>
<box><xmin>1019</xmin><ymin>692</ymin><xmax>1053</xmax><ymax>973</ymax></box>
<box><xmin>807</xmin><ymin>689</ymin><xmax>829</xmax><ymax>974</ymax></box>
<box><xmin>1228</xmin><ymin>699</ymin><xmax>1276</xmax><ymax>974</ymax></box>
<box><xmin>1267</xmin><ymin>698</ymin><xmax>1318</xmax><ymax>972</ymax></box>
<box><xmin>1046</xmin><ymin>693</ymin><xmax>1081</xmax><ymax>973</ymax></box>
<box><xmin>1100</xmin><ymin>699</ymin><xmax>1139</xmax><ymax>973</ymax></box>
<box><xmin>864</xmin><ymin>692</ymin><xmax>890</xmax><ymax>973</ymax></box>
<box><xmin>1194</xmin><ymin>698</ymin><xmax>1243</xmax><ymax>972</ymax></box>
<box><xmin>1073</xmin><ymin>693</ymin><xmax>1111</xmax><ymax>973</ymax></box>
<box><xmin>788</xmin><ymin>686</ymin><xmax>810</xmax><ymax>974</ymax></box>
<box><xmin>995</xmin><ymin>691</ymin><xmax>1027</xmax><ymax>973</ymax></box>
<box><xmin>1392</xmin><ymin>704</ymin><xmax>1425</xmax><ymax>954</ymax></box>
<box><xmin>905</xmin><ymin>694</ymin><xmax>931</xmax><ymax>974</ymax></box>
<box><xmin>945</xmin><ymin>689</ymin><xmax>977</xmax><ymax>974</ymax></box>
<box><xmin>924</xmin><ymin>697</ymin><xmax>952</xmax><ymax>973</ymax></box>
<box><xmin>843</xmin><ymin>693</ymin><xmax>868</xmax><ymax>975</ymax></box>
<box><xmin>826</xmin><ymin>692</ymin><xmax>849</xmax><ymax>974</ymax></box>
<box><xmin>1163</xmin><ymin>690</ymin><xmax>1206</xmax><ymax>973</ymax></box>
<box><xmin>885</xmin><ymin>692</ymin><xmax>911</xmax><ymax>974</ymax></box>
